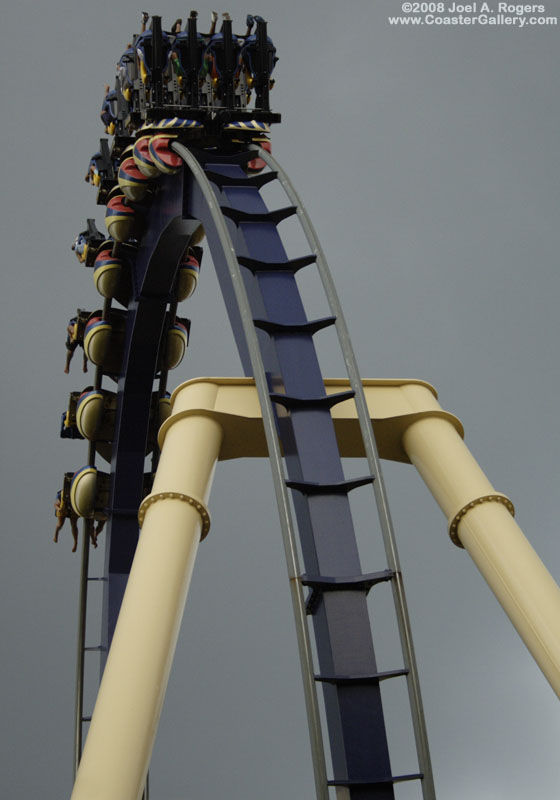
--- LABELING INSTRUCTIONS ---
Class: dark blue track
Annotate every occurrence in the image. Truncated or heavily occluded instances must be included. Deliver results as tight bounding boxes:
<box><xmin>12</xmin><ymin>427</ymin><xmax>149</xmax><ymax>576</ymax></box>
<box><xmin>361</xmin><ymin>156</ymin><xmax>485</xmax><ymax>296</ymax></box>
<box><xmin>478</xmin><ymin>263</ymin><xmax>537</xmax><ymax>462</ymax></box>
<box><xmin>99</xmin><ymin>145</ymin><xmax>418</xmax><ymax>798</ymax></box>
<box><xmin>100</xmin><ymin>178</ymin><xmax>198</xmax><ymax>662</ymax></box>
<box><xmin>185</xmin><ymin>149</ymin><xmax>398</xmax><ymax>798</ymax></box>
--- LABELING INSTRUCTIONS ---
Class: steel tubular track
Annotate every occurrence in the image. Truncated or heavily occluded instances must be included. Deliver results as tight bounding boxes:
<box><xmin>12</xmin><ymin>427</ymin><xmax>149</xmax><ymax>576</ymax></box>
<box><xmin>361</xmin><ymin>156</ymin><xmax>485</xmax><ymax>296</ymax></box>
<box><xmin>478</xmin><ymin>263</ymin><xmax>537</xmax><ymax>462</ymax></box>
<box><xmin>73</xmin><ymin>138</ymin><xmax>433</xmax><ymax>798</ymax></box>
<box><xmin>172</xmin><ymin>141</ymin><xmax>330</xmax><ymax>800</ymax></box>
<box><xmin>251</xmin><ymin>145</ymin><xmax>436</xmax><ymax>800</ymax></box>
<box><xmin>73</xmin><ymin>333</ymin><xmax>151</xmax><ymax>800</ymax></box>
<box><xmin>74</xmin><ymin>522</ymin><xmax>90</xmax><ymax>776</ymax></box>
<box><xmin>74</xmin><ymin>353</ymin><xmax>104</xmax><ymax>775</ymax></box>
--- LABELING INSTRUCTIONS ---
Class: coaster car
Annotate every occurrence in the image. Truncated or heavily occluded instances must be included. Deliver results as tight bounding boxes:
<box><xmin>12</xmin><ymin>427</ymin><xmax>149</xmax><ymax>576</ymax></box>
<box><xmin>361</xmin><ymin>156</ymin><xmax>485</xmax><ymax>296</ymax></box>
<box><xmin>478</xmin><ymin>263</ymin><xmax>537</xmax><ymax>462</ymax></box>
<box><xmin>83</xmin><ymin>317</ymin><xmax>111</xmax><ymax>366</ymax></box>
<box><xmin>93</xmin><ymin>247</ymin><xmax>123</xmax><ymax>298</ymax></box>
<box><xmin>162</xmin><ymin>318</ymin><xmax>190</xmax><ymax>370</ymax></box>
<box><xmin>76</xmin><ymin>389</ymin><xmax>118</xmax><ymax>441</ymax></box>
<box><xmin>105</xmin><ymin>193</ymin><xmax>137</xmax><ymax>242</ymax></box>
<box><xmin>201</xmin><ymin>27</ymin><xmax>242</xmax><ymax>102</ymax></box>
<box><xmin>176</xmin><ymin>246</ymin><xmax>201</xmax><ymax>301</ymax></box>
<box><xmin>240</xmin><ymin>30</ymin><xmax>277</xmax><ymax>87</ymax></box>
<box><xmin>133</xmin><ymin>135</ymin><xmax>160</xmax><ymax>178</ymax></box>
<box><xmin>92</xmin><ymin>240</ymin><xmax>135</xmax><ymax>307</ymax></box>
<box><xmin>83</xmin><ymin>309</ymin><xmax>127</xmax><ymax>374</ymax></box>
<box><xmin>118</xmin><ymin>152</ymin><xmax>150</xmax><ymax>201</ymax></box>
<box><xmin>169</xmin><ymin>30</ymin><xmax>205</xmax><ymax>89</ymax></box>
<box><xmin>135</xmin><ymin>29</ymin><xmax>171</xmax><ymax>85</ymax></box>
<box><xmin>70</xmin><ymin>466</ymin><xmax>111</xmax><ymax>519</ymax></box>
<box><xmin>70</xmin><ymin>468</ymin><xmax>153</xmax><ymax>520</ymax></box>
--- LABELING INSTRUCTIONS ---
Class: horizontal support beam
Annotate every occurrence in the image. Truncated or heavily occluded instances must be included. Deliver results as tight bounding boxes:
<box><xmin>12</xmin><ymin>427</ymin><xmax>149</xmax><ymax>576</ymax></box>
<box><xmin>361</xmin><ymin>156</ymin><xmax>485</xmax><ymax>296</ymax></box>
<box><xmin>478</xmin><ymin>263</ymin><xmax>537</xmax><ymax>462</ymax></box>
<box><xmin>160</xmin><ymin>377</ymin><xmax>560</xmax><ymax>701</ymax></box>
<box><xmin>159</xmin><ymin>377</ymin><xmax>463</xmax><ymax>464</ymax></box>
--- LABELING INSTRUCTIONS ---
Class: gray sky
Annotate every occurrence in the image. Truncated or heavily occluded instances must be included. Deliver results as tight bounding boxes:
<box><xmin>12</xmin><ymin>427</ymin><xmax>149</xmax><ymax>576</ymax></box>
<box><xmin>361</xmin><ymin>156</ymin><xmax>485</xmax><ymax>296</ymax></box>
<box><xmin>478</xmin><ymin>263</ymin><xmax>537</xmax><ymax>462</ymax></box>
<box><xmin>1</xmin><ymin>0</ymin><xmax>560</xmax><ymax>797</ymax></box>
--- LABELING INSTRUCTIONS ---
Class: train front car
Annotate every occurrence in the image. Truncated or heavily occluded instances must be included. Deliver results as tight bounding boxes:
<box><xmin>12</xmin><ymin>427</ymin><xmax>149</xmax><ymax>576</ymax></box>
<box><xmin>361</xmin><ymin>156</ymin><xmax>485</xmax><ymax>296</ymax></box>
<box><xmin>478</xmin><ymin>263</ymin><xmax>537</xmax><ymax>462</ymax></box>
<box><xmin>109</xmin><ymin>13</ymin><xmax>280</xmax><ymax>140</ymax></box>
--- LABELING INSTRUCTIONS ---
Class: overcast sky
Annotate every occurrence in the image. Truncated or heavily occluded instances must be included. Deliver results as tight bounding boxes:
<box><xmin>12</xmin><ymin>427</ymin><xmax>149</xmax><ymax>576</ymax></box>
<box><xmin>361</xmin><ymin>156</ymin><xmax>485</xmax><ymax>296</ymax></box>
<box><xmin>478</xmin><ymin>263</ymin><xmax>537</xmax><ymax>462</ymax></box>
<box><xmin>1</xmin><ymin>1</ymin><xmax>560</xmax><ymax>798</ymax></box>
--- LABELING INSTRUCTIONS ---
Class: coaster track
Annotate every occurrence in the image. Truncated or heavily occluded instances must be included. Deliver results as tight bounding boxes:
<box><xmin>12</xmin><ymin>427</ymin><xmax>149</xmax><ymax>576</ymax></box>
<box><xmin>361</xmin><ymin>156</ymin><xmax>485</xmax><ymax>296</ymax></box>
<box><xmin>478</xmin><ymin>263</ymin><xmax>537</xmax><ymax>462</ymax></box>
<box><xmin>58</xmin><ymin>13</ymin><xmax>435</xmax><ymax>800</ymax></box>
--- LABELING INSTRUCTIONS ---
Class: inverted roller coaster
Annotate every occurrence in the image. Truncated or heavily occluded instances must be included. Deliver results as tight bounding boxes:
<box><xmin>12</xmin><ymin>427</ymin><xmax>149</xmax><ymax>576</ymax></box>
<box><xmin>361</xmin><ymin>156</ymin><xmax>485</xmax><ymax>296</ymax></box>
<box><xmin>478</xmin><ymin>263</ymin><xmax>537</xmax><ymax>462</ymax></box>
<box><xmin>57</xmin><ymin>12</ymin><xmax>560</xmax><ymax>800</ymax></box>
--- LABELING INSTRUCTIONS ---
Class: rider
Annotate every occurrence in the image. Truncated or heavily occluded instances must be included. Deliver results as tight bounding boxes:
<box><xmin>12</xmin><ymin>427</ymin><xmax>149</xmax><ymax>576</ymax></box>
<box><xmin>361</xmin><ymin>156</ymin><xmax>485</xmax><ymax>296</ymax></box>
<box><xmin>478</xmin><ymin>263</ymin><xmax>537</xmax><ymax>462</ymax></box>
<box><xmin>53</xmin><ymin>490</ymin><xmax>80</xmax><ymax>552</ymax></box>
<box><xmin>100</xmin><ymin>85</ymin><xmax>118</xmax><ymax>134</ymax></box>
<box><xmin>53</xmin><ymin>489</ymin><xmax>105</xmax><ymax>551</ymax></box>
<box><xmin>64</xmin><ymin>317</ymin><xmax>88</xmax><ymax>374</ymax></box>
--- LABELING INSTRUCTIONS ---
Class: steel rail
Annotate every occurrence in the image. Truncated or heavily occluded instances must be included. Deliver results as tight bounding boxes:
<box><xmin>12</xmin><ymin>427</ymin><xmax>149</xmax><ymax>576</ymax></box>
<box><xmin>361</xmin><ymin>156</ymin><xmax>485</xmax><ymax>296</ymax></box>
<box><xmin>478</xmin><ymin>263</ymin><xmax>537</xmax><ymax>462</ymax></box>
<box><xmin>254</xmin><ymin>145</ymin><xmax>436</xmax><ymax>800</ymax></box>
<box><xmin>73</xmin><ymin>296</ymin><xmax>111</xmax><ymax>774</ymax></box>
<box><xmin>73</xmin><ymin>359</ymin><xmax>103</xmax><ymax>774</ymax></box>
<box><xmin>73</xmin><ymin>519</ymin><xmax>90</xmax><ymax>776</ymax></box>
<box><xmin>172</xmin><ymin>141</ymin><xmax>330</xmax><ymax>800</ymax></box>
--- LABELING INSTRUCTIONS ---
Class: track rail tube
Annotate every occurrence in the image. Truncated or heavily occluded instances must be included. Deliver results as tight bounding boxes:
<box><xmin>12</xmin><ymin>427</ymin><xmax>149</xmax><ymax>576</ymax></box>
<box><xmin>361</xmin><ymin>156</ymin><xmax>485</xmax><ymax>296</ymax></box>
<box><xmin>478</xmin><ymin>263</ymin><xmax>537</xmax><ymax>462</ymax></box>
<box><xmin>74</xmin><ymin>356</ymin><xmax>105</xmax><ymax>774</ymax></box>
<box><xmin>73</xmin><ymin>523</ymin><xmax>90</xmax><ymax>776</ymax></box>
<box><xmin>70</xmin><ymin>386</ymin><xmax>223</xmax><ymax>800</ymax></box>
<box><xmin>172</xmin><ymin>142</ymin><xmax>330</xmax><ymax>800</ymax></box>
<box><xmin>402</xmin><ymin>413</ymin><xmax>560</xmax><ymax>697</ymax></box>
<box><xmin>255</xmin><ymin>146</ymin><xmax>436</xmax><ymax>798</ymax></box>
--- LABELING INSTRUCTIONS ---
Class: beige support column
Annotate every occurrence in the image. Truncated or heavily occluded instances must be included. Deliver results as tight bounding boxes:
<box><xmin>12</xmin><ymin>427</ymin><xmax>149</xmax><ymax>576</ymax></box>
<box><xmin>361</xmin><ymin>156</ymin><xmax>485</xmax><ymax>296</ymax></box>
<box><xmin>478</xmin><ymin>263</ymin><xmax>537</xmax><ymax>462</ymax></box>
<box><xmin>402</xmin><ymin>410</ymin><xmax>560</xmax><ymax>698</ymax></box>
<box><xmin>71</xmin><ymin>382</ymin><xmax>223</xmax><ymax>800</ymax></box>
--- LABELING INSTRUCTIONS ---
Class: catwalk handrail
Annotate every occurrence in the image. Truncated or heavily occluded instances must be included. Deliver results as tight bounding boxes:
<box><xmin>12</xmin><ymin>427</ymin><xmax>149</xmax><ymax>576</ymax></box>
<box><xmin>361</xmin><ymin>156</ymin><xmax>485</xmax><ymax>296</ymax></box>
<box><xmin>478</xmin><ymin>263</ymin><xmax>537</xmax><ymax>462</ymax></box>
<box><xmin>251</xmin><ymin>144</ymin><xmax>436</xmax><ymax>799</ymax></box>
<box><xmin>172</xmin><ymin>141</ymin><xmax>330</xmax><ymax>800</ymax></box>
